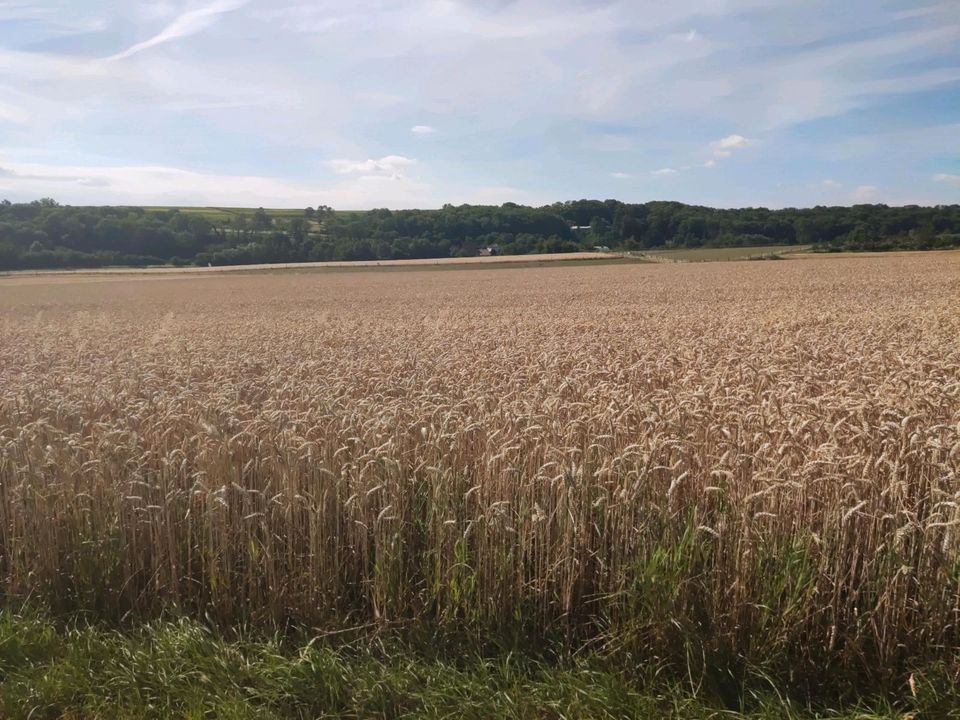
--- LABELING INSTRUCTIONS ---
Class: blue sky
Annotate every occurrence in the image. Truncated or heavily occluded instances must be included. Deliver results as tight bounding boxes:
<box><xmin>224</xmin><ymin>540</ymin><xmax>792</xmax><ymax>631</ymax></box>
<box><xmin>0</xmin><ymin>0</ymin><xmax>958</xmax><ymax>208</ymax></box>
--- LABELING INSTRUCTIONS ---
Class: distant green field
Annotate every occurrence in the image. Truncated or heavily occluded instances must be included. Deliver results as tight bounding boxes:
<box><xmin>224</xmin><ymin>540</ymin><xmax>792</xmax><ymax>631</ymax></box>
<box><xmin>637</xmin><ymin>245</ymin><xmax>812</xmax><ymax>262</ymax></box>
<box><xmin>141</xmin><ymin>206</ymin><xmax>311</xmax><ymax>220</ymax></box>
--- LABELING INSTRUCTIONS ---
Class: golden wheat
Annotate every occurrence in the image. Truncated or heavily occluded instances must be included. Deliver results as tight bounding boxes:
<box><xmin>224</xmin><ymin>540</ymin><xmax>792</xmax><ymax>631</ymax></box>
<box><xmin>1</xmin><ymin>254</ymin><xmax>958</xmax><ymax>685</ymax></box>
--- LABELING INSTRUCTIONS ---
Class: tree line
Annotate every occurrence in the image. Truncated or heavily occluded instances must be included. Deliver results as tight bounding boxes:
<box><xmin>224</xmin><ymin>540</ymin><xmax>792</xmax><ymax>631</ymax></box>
<box><xmin>1</xmin><ymin>197</ymin><xmax>958</xmax><ymax>270</ymax></box>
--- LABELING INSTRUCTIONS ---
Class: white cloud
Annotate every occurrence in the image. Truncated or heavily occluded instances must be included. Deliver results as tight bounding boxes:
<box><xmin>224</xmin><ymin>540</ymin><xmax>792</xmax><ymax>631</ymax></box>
<box><xmin>651</xmin><ymin>167</ymin><xmax>677</xmax><ymax>175</ymax></box>
<box><xmin>0</xmin><ymin>102</ymin><xmax>28</xmax><ymax>125</ymax></box>
<box><xmin>0</xmin><ymin>158</ymin><xmax>432</xmax><ymax>209</ymax></box>
<box><xmin>703</xmin><ymin>159</ymin><xmax>716</xmax><ymax>168</ymax></box>
<box><xmin>611</xmin><ymin>171</ymin><xmax>632</xmax><ymax>179</ymax></box>
<box><xmin>330</xmin><ymin>155</ymin><xmax>416</xmax><ymax>178</ymax></box>
<box><xmin>716</xmin><ymin>134</ymin><xmax>751</xmax><ymax>150</ymax></box>
<box><xmin>670</xmin><ymin>29</ymin><xmax>700</xmax><ymax>42</ymax></box>
<box><xmin>411</xmin><ymin>125</ymin><xmax>436</xmax><ymax>135</ymax></box>
<box><xmin>711</xmin><ymin>134</ymin><xmax>752</xmax><ymax>158</ymax></box>
<box><xmin>104</xmin><ymin>0</ymin><xmax>249</xmax><ymax>62</ymax></box>
<box><xmin>933</xmin><ymin>173</ymin><xmax>960</xmax><ymax>185</ymax></box>
<box><xmin>822</xmin><ymin>179</ymin><xmax>841</xmax><ymax>187</ymax></box>
<box><xmin>849</xmin><ymin>185</ymin><xmax>879</xmax><ymax>202</ymax></box>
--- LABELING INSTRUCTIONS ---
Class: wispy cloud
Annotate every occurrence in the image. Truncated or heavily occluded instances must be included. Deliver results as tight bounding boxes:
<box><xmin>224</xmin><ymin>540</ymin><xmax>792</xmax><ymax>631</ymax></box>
<box><xmin>104</xmin><ymin>0</ymin><xmax>248</xmax><ymax>62</ymax></box>
<box><xmin>411</xmin><ymin>125</ymin><xmax>436</xmax><ymax>135</ymax></box>
<box><xmin>651</xmin><ymin>167</ymin><xmax>677</xmax><ymax>175</ymax></box>
<box><xmin>933</xmin><ymin>173</ymin><xmax>960</xmax><ymax>185</ymax></box>
<box><xmin>726</xmin><ymin>23</ymin><xmax>960</xmax><ymax>131</ymax></box>
<box><xmin>822</xmin><ymin>179</ymin><xmax>842</xmax><ymax>187</ymax></box>
<box><xmin>611</xmin><ymin>171</ymin><xmax>632</xmax><ymax>179</ymax></box>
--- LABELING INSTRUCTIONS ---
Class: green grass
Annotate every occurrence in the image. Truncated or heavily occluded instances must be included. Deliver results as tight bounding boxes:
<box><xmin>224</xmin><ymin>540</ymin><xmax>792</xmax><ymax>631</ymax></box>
<box><xmin>637</xmin><ymin>245</ymin><xmax>811</xmax><ymax>262</ymax></box>
<box><xmin>239</xmin><ymin>255</ymin><xmax>647</xmax><ymax>275</ymax></box>
<box><xmin>140</xmin><ymin>206</ymin><xmax>320</xmax><ymax>220</ymax></box>
<box><xmin>0</xmin><ymin>609</ymin><xmax>949</xmax><ymax>719</ymax></box>
<box><xmin>5</xmin><ymin>254</ymin><xmax>646</xmax><ymax>276</ymax></box>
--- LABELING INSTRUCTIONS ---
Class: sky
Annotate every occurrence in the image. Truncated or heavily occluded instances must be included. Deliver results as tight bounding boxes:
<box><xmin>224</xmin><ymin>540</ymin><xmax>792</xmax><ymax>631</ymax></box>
<box><xmin>0</xmin><ymin>0</ymin><xmax>958</xmax><ymax>209</ymax></box>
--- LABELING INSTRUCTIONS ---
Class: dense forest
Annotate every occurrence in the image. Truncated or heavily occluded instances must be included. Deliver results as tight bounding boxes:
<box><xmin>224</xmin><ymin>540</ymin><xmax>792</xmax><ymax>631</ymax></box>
<box><xmin>1</xmin><ymin>197</ymin><xmax>958</xmax><ymax>269</ymax></box>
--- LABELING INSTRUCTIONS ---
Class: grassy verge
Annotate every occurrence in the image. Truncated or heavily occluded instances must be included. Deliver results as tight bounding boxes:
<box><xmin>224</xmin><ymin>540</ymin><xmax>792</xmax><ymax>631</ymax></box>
<box><xmin>636</xmin><ymin>245</ymin><xmax>811</xmax><ymax>261</ymax></box>
<box><xmin>248</xmin><ymin>255</ymin><xmax>647</xmax><ymax>274</ymax></box>
<box><xmin>0</xmin><ymin>609</ymin><xmax>950</xmax><ymax>719</ymax></box>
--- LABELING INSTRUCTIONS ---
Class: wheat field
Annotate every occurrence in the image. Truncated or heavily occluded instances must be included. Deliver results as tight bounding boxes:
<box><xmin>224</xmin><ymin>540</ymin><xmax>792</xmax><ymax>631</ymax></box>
<box><xmin>1</xmin><ymin>253</ymin><xmax>959</xmax><ymax>691</ymax></box>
